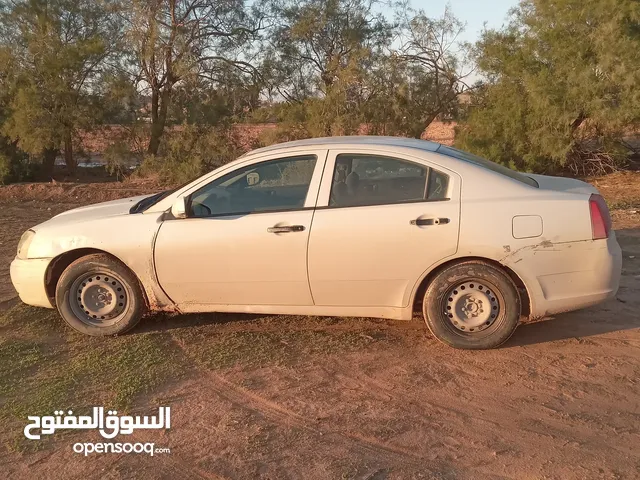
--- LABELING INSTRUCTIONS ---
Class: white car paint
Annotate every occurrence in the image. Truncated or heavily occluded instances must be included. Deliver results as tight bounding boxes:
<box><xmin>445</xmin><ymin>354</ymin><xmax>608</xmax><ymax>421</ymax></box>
<box><xmin>306</xmin><ymin>148</ymin><xmax>461</xmax><ymax>309</ymax></box>
<box><xmin>10</xmin><ymin>136</ymin><xmax>622</xmax><ymax>323</ymax></box>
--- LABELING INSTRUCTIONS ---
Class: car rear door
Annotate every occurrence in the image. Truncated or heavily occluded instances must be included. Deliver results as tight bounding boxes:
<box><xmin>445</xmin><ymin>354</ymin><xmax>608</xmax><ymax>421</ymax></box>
<box><xmin>307</xmin><ymin>149</ymin><xmax>461</xmax><ymax>308</ymax></box>
<box><xmin>154</xmin><ymin>149</ymin><xmax>327</xmax><ymax>308</ymax></box>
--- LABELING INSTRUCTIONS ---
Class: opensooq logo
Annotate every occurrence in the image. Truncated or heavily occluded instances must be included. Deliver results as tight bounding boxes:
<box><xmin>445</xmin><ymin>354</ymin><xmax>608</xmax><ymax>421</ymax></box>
<box><xmin>24</xmin><ymin>406</ymin><xmax>170</xmax><ymax>440</ymax></box>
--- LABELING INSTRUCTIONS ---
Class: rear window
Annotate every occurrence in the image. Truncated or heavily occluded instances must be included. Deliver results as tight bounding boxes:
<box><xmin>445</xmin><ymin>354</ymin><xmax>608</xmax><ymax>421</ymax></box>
<box><xmin>437</xmin><ymin>146</ymin><xmax>539</xmax><ymax>188</ymax></box>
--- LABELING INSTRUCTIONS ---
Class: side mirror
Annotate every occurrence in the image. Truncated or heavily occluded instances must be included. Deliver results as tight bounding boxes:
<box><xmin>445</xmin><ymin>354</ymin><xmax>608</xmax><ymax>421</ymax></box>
<box><xmin>171</xmin><ymin>196</ymin><xmax>187</xmax><ymax>219</ymax></box>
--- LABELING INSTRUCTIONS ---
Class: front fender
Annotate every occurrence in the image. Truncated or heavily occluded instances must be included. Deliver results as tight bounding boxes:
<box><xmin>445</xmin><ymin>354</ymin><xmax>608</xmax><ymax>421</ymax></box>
<box><xmin>28</xmin><ymin>212</ymin><xmax>175</xmax><ymax>311</ymax></box>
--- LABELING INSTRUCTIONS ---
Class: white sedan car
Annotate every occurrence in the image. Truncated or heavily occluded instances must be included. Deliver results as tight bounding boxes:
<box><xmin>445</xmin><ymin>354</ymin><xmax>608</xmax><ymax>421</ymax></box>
<box><xmin>10</xmin><ymin>137</ymin><xmax>622</xmax><ymax>349</ymax></box>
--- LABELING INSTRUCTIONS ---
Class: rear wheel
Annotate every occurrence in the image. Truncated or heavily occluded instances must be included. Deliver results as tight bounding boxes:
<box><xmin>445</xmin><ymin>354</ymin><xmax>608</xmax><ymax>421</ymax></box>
<box><xmin>55</xmin><ymin>254</ymin><xmax>146</xmax><ymax>336</ymax></box>
<box><xmin>422</xmin><ymin>261</ymin><xmax>521</xmax><ymax>349</ymax></box>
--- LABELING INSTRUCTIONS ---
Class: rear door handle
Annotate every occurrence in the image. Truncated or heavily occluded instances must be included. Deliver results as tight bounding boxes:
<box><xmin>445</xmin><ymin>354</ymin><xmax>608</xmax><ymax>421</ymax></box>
<box><xmin>410</xmin><ymin>218</ymin><xmax>450</xmax><ymax>226</ymax></box>
<box><xmin>267</xmin><ymin>225</ymin><xmax>306</xmax><ymax>233</ymax></box>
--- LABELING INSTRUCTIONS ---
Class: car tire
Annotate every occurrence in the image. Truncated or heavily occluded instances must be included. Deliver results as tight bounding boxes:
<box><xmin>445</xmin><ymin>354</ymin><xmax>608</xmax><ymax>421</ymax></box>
<box><xmin>422</xmin><ymin>260</ymin><xmax>521</xmax><ymax>350</ymax></box>
<box><xmin>55</xmin><ymin>253</ymin><xmax>146</xmax><ymax>336</ymax></box>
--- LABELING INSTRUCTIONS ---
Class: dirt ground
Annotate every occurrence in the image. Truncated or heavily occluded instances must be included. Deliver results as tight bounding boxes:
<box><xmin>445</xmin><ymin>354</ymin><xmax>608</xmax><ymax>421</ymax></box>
<box><xmin>1</xmin><ymin>175</ymin><xmax>640</xmax><ymax>479</ymax></box>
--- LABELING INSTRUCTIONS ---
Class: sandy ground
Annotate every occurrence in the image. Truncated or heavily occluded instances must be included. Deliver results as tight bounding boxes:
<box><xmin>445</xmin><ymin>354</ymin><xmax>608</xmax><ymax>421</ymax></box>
<box><xmin>1</xmin><ymin>181</ymin><xmax>640</xmax><ymax>479</ymax></box>
<box><xmin>3</xmin><ymin>253</ymin><xmax>640</xmax><ymax>479</ymax></box>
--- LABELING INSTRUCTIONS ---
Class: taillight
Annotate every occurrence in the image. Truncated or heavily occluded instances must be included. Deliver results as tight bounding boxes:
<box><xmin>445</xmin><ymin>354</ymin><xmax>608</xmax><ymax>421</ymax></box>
<box><xmin>589</xmin><ymin>194</ymin><xmax>612</xmax><ymax>240</ymax></box>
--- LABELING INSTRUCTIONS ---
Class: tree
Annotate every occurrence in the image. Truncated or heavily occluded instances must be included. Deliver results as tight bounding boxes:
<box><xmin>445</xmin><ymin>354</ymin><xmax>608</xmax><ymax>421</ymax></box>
<box><xmin>169</xmin><ymin>70</ymin><xmax>261</xmax><ymax>126</ymax></box>
<box><xmin>393</xmin><ymin>5</ymin><xmax>475</xmax><ymax>137</ymax></box>
<box><xmin>266</xmin><ymin>0</ymin><xmax>391</xmax><ymax>100</ymax></box>
<box><xmin>456</xmin><ymin>0</ymin><xmax>640</xmax><ymax>175</ymax></box>
<box><xmin>261</xmin><ymin>0</ymin><xmax>394</xmax><ymax>139</ymax></box>
<box><xmin>0</xmin><ymin>0</ymin><xmax>121</xmax><ymax>177</ymax></box>
<box><xmin>0</xmin><ymin>46</ymin><xmax>28</xmax><ymax>183</ymax></box>
<box><xmin>263</xmin><ymin>0</ymin><xmax>471</xmax><ymax>140</ymax></box>
<box><xmin>355</xmin><ymin>6</ymin><xmax>474</xmax><ymax>139</ymax></box>
<box><xmin>122</xmin><ymin>0</ymin><xmax>263</xmax><ymax>155</ymax></box>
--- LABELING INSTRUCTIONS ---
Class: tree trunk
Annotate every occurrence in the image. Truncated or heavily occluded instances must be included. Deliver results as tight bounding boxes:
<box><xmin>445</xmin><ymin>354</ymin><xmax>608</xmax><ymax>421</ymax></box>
<box><xmin>64</xmin><ymin>132</ymin><xmax>76</xmax><ymax>174</ymax></box>
<box><xmin>147</xmin><ymin>117</ymin><xmax>163</xmax><ymax>156</ymax></box>
<box><xmin>147</xmin><ymin>88</ymin><xmax>160</xmax><ymax>155</ymax></box>
<box><xmin>41</xmin><ymin>148</ymin><xmax>59</xmax><ymax>181</ymax></box>
<box><xmin>416</xmin><ymin>111</ymin><xmax>442</xmax><ymax>139</ymax></box>
<box><xmin>147</xmin><ymin>86</ymin><xmax>171</xmax><ymax>155</ymax></box>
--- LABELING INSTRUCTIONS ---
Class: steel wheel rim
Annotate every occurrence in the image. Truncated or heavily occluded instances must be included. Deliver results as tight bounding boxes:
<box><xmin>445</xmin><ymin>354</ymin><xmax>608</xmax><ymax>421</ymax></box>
<box><xmin>443</xmin><ymin>281</ymin><xmax>500</xmax><ymax>333</ymax></box>
<box><xmin>69</xmin><ymin>272</ymin><xmax>128</xmax><ymax>327</ymax></box>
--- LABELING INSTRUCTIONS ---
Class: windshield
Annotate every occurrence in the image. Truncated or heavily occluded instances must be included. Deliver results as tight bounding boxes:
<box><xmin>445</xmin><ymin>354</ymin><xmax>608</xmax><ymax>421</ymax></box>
<box><xmin>129</xmin><ymin>188</ymin><xmax>178</xmax><ymax>214</ymax></box>
<box><xmin>436</xmin><ymin>146</ymin><xmax>539</xmax><ymax>188</ymax></box>
<box><xmin>129</xmin><ymin>178</ymin><xmax>196</xmax><ymax>214</ymax></box>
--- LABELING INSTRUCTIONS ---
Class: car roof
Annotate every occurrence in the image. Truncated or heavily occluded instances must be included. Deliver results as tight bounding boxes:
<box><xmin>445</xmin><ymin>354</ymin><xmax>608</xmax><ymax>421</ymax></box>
<box><xmin>244</xmin><ymin>136</ymin><xmax>442</xmax><ymax>156</ymax></box>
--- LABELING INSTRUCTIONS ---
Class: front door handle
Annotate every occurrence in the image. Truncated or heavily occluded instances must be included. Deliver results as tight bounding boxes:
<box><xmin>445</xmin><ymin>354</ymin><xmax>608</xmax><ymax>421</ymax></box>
<box><xmin>267</xmin><ymin>225</ymin><xmax>306</xmax><ymax>233</ymax></box>
<box><xmin>410</xmin><ymin>217</ymin><xmax>450</xmax><ymax>226</ymax></box>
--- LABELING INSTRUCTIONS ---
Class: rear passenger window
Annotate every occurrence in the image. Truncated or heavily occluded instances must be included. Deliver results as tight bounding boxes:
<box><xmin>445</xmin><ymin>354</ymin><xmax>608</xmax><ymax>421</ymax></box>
<box><xmin>329</xmin><ymin>154</ymin><xmax>449</xmax><ymax>207</ymax></box>
<box><xmin>427</xmin><ymin>169</ymin><xmax>449</xmax><ymax>200</ymax></box>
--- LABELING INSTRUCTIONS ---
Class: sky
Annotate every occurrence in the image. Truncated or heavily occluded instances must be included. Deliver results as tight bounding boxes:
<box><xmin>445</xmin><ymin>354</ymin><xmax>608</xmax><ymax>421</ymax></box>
<box><xmin>396</xmin><ymin>0</ymin><xmax>520</xmax><ymax>44</ymax></box>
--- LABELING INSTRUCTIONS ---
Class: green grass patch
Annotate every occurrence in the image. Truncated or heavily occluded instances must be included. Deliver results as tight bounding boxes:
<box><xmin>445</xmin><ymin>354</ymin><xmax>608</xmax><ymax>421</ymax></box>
<box><xmin>172</xmin><ymin>320</ymin><xmax>397</xmax><ymax>370</ymax></box>
<box><xmin>0</xmin><ymin>340</ymin><xmax>44</xmax><ymax>387</ymax></box>
<box><xmin>1</xmin><ymin>305</ymin><xmax>401</xmax><ymax>453</ymax></box>
<box><xmin>0</xmin><ymin>304</ymin><xmax>194</xmax><ymax>452</ymax></box>
<box><xmin>0</xmin><ymin>303</ymin><xmax>62</xmax><ymax>336</ymax></box>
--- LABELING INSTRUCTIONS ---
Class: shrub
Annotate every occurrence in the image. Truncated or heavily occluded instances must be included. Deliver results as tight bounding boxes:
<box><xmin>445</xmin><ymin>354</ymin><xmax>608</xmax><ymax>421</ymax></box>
<box><xmin>136</xmin><ymin>125</ymin><xmax>246</xmax><ymax>186</ymax></box>
<box><xmin>0</xmin><ymin>153</ymin><xmax>10</xmax><ymax>184</ymax></box>
<box><xmin>104</xmin><ymin>141</ymin><xmax>140</xmax><ymax>181</ymax></box>
<box><xmin>0</xmin><ymin>138</ymin><xmax>34</xmax><ymax>184</ymax></box>
<box><xmin>258</xmin><ymin>102</ymin><xmax>312</xmax><ymax>146</ymax></box>
<box><xmin>455</xmin><ymin>0</ymin><xmax>640</xmax><ymax>176</ymax></box>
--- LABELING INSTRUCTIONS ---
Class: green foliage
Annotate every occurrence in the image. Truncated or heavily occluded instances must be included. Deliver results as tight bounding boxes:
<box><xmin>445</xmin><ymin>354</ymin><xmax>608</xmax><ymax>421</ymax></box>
<box><xmin>99</xmin><ymin>122</ymin><xmax>149</xmax><ymax>181</ymax></box>
<box><xmin>104</xmin><ymin>142</ymin><xmax>136</xmax><ymax>181</ymax></box>
<box><xmin>8</xmin><ymin>0</ymin><xmax>636</xmax><ymax>184</ymax></box>
<box><xmin>124</xmin><ymin>0</ymin><xmax>261</xmax><ymax>154</ymax></box>
<box><xmin>456</xmin><ymin>0</ymin><xmax>640</xmax><ymax>175</ymax></box>
<box><xmin>260</xmin><ymin>0</ymin><xmax>390</xmax><ymax>139</ymax></box>
<box><xmin>0</xmin><ymin>0</ymin><xmax>473</xmax><ymax>184</ymax></box>
<box><xmin>267</xmin><ymin>0</ymin><xmax>392</xmax><ymax>97</ymax></box>
<box><xmin>136</xmin><ymin>125</ymin><xmax>246</xmax><ymax>186</ymax></box>
<box><xmin>0</xmin><ymin>152</ymin><xmax>10</xmax><ymax>184</ymax></box>
<box><xmin>170</xmin><ymin>74</ymin><xmax>262</xmax><ymax>126</ymax></box>
<box><xmin>0</xmin><ymin>134</ymin><xmax>34</xmax><ymax>183</ymax></box>
<box><xmin>383</xmin><ymin>5</ymin><xmax>472</xmax><ymax>137</ymax></box>
<box><xmin>0</xmin><ymin>0</ymin><xmax>121</xmax><ymax>175</ymax></box>
<box><xmin>102</xmin><ymin>73</ymin><xmax>142</xmax><ymax>125</ymax></box>
<box><xmin>261</xmin><ymin>1</ymin><xmax>471</xmax><ymax>141</ymax></box>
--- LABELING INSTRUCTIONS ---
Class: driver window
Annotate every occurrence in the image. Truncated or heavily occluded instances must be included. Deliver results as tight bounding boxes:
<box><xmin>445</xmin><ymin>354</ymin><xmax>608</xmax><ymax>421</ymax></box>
<box><xmin>189</xmin><ymin>155</ymin><xmax>317</xmax><ymax>217</ymax></box>
<box><xmin>330</xmin><ymin>154</ymin><xmax>448</xmax><ymax>207</ymax></box>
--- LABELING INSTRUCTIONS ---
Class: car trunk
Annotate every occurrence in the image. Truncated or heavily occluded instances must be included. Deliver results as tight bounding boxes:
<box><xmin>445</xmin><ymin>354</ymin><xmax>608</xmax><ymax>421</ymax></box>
<box><xmin>527</xmin><ymin>174</ymin><xmax>599</xmax><ymax>195</ymax></box>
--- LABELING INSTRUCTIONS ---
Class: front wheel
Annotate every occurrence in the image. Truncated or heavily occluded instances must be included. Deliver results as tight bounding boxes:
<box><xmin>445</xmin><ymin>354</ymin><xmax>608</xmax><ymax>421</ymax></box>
<box><xmin>55</xmin><ymin>254</ymin><xmax>146</xmax><ymax>336</ymax></box>
<box><xmin>422</xmin><ymin>260</ymin><xmax>521</xmax><ymax>350</ymax></box>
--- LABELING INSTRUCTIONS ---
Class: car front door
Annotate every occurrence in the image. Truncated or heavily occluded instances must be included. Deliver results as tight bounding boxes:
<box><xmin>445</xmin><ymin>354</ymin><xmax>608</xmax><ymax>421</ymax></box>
<box><xmin>154</xmin><ymin>150</ymin><xmax>327</xmax><ymax>308</ymax></box>
<box><xmin>307</xmin><ymin>149</ymin><xmax>461</xmax><ymax>308</ymax></box>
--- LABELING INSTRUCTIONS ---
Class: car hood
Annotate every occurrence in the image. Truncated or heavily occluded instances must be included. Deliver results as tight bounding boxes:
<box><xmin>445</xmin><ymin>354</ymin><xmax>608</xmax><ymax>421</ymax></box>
<box><xmin>33</xmin><ymin>195</ymin><xmax>153</xmax><ymax>231</ymax></box>
<box><xmin>528</xmin><ymin>174</ymin><xmax>599</xmax><ymax>195</ymax></box>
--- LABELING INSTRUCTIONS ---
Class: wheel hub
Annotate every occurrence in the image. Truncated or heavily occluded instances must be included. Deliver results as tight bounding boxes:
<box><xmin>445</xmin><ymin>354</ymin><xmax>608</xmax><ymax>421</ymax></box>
<box><xmin>444</xmin><ymin>281</ymin><xmax>500</xmax><ymax>332</ymax></box>
<box><xmin>70</xmin><ymin>273</ymin><xmax>128</xmax><ymax>327</ymax></box>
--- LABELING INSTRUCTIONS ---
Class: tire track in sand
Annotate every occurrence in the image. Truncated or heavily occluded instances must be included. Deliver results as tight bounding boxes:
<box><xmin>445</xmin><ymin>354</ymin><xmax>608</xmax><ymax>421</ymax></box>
<box><xmin>169</xmin><ymin>334</ymin><xmax>433</xmax><ymax>472</ymax></box>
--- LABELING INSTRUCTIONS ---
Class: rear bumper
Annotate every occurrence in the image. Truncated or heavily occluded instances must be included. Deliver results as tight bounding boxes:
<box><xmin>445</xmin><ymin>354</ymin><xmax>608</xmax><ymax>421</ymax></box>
<box><xmin>9</xmin><ymin>257</ymin><xmax>54</xmax><ymax>308</ymax></box>
<box><xmin>509</xmin><ymin>235</ymin><xmax>622</xmax><ymax>318</ymax></box>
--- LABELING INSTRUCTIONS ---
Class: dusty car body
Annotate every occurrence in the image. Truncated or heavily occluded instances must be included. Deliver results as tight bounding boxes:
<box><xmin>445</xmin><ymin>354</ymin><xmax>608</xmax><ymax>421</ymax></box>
<box><xmin>10</xmin><ymin>136</ymin><xmax>622</xmax><ymax>349</ymax></box>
